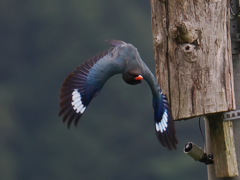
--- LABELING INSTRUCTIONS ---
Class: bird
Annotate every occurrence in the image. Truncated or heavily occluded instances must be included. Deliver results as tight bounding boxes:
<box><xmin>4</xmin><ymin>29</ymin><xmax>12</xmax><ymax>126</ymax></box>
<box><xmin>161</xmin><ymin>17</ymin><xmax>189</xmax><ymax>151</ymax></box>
<box><xmin>58</xmin><ymin>40</ymin><xmax>178</xmax><ymax>150</ymax></box>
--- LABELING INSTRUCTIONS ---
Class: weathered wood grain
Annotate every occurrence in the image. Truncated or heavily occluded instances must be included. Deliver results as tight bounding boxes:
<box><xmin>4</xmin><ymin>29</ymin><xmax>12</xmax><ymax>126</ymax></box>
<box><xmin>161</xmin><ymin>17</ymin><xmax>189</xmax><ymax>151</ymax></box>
<box><xmin>150</xmin><ymin>0</ymin><xmax>169</xmax><ymax>98</ymax></box>
<box><xmin>151</xmin><ymin>0</ymin><xmax>235</xmax><ymax>120</ymax></box>
<box><xmin>206</xmin><ymin>114</ymin><xmax>238</xmax><ymax>177</ymax></box>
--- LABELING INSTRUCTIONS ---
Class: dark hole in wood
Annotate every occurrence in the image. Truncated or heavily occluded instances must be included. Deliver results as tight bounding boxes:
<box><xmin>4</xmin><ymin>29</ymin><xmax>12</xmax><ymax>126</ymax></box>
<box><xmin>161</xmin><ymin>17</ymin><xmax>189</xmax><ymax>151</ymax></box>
<box><xmin>232</xmin><ymin>113</ymin><xmax>235</xmax><ymax>117</ymax></box>
<box><xmin>227</xmin><ymin>114</ymin><xmax>230</xmax><ymax>118</ymax></box>
<box><xmin>185</xmin><ymin>46</ymin><xmax>190</xmax><ymax>51</ymax></box>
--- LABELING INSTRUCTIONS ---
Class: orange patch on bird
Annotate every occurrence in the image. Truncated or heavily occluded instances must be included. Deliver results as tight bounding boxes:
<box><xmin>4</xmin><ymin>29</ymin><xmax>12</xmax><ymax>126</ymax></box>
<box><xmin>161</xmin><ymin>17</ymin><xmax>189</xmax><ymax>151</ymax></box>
<box><xmin>135</xmin><ymin>75</ymin><xmax>143</xmax><ymax>80</ymax></box>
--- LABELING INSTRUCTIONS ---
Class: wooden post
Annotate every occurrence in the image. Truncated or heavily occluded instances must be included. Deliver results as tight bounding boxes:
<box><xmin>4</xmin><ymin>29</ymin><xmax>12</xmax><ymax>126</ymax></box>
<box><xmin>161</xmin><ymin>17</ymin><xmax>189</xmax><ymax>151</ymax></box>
<box><xmin>204</xmin><ymin>53</ymin><xmax>240</xmax><ymax>179</ymax></box>
<box><xmin>205</xmin><ymin>114</ymin><xmax>238</xmax><ymax>177</ymax></box>
<box><xmin>150</xmin><ymin>0</ymin><xmax>238</xmax><ymax>178</ymax></box>
<box><xmin>204</xmin><ymin>1</ymin><xmax>240</xmax><ymax>176</ymax></box>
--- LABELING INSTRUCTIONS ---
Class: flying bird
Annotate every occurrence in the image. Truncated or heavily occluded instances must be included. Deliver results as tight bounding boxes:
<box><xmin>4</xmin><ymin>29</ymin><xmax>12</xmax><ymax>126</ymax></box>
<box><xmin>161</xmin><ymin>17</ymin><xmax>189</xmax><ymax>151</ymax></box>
<box><xmin>59</xmin><ymin>40</ymin><xmax>178</xmax><ymax>150</ymax></box>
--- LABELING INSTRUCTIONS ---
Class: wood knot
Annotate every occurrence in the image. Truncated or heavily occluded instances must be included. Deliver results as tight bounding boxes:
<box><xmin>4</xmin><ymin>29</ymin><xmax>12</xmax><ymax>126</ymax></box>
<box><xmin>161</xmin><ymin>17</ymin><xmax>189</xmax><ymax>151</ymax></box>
<box><xmin>155</xmin><ymin>34</ymin><xmax>162</xmax><ymax>46</ymax></box>
<box><xmin>174</xmin><ymin>21</ymin><xmax>201</xmax><ymax>45</ymax></box>
<box><xmin>179</xmin><ymin>44</ymin><xmax>197</xmax><ymax>63</ymax></box>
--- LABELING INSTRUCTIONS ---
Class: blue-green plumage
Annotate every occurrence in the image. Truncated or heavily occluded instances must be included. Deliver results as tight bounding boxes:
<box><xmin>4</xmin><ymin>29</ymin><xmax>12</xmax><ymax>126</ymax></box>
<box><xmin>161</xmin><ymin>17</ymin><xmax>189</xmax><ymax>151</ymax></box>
<box><xmin>59</xmin><ymin>40</ymin><xmax>178</xmax><ymax>150</ymax></box>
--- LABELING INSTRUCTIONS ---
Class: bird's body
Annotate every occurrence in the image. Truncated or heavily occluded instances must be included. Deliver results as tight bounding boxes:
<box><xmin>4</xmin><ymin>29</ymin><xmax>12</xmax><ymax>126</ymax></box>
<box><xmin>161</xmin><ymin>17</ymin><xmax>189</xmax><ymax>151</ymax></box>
<box><xmin>59</xmin><ymin>40</ymin><xmax>178</xmax><ymax>150</ymax></box>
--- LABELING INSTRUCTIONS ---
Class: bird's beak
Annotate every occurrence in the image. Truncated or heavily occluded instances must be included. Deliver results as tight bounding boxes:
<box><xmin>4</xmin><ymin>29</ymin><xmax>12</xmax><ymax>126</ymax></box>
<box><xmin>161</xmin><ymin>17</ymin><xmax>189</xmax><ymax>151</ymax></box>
<box><xmin>135</xmin><ymin>75</ymin><xmax>143</xmax><ymax>81</ymax></box>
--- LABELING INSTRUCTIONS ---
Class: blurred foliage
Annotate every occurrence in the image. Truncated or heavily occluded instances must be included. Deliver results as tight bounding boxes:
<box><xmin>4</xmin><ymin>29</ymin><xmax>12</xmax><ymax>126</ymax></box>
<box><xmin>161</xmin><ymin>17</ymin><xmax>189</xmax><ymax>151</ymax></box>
<box><xmin>0</xmin><ymin>0</ymin><xmax>207</xmax><ymax>179</ymax></box>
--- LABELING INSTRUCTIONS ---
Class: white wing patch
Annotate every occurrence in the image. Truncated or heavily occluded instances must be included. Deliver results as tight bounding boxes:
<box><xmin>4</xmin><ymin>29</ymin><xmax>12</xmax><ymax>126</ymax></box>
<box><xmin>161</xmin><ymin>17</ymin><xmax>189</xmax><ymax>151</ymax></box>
<box><xmin>155</xmin><ymin>109</ymin><xmax>168</xmax><ymax>133</ymax></box>
<box><xmin>71</xmin><ymin>89</ymin><xmax>86</xmax><ymax>114</ymax></box>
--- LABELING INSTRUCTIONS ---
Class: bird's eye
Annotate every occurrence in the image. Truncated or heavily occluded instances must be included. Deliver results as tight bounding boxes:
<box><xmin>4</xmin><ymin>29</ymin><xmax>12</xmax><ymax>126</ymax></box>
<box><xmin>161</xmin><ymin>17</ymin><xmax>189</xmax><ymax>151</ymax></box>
<box><xmin>129</xmin><ymin>73</ymin><xmax>138</xmax><ymax>78</ymax></box>
<box><xmin>129</xmin><ymin>73</ymin><xmax>136</xmax><ymax>78</ymax></box>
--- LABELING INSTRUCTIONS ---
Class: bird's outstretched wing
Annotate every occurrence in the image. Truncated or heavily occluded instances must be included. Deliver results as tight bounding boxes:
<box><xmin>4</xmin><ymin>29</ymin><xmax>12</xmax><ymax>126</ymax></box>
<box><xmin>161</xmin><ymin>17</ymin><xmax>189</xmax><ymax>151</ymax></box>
<box><xmin>59</xmin><ymin>44</ymin><xmax>122</xmax><ymax>128</ymax></box>
<box><xmin>142</xmin><ymin>66</ymin><xmax>178</xmax><ymax>150</ymax></box>
<box><xmin>153</xmin><ymin>92</ymin><xmax>178</xmax><ymax>150</ymax></box>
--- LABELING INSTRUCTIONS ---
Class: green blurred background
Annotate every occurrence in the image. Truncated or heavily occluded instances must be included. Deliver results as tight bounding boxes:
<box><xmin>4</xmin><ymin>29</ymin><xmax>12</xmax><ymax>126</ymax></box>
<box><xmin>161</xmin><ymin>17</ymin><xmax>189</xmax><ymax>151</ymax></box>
<box><xmin>1</xmin><ymin>0</ymin><xmax>208</xmax><ymax>179</ymax></box>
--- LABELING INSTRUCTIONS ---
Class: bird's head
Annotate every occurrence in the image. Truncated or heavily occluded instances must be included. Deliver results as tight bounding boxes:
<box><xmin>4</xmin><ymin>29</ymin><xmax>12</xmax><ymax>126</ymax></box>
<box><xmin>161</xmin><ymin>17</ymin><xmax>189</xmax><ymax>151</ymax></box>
<box><xmin>122</xmin><ymin>69</ymin><xmax>143</xmax><ymax>85</ymax></box>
